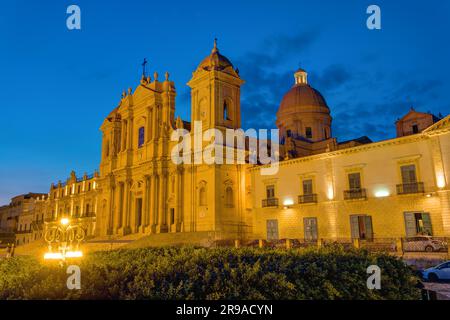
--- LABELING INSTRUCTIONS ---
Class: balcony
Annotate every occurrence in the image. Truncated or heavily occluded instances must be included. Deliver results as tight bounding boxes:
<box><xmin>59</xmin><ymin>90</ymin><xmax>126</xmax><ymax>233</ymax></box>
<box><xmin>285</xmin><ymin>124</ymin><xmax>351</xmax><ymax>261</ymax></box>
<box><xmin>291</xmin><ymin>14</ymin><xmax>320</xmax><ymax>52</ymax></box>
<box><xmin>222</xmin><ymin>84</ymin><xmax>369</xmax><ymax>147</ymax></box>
<box><xmin>344</xmin><ymin>188</ymin><xmax>367</xmax><ymax>200</ymax></box>
<box><xmin>396</xmin><ymin>182</ymin><xmax>424</xmax><ymax>195</ymax></box>
<box><xmin>262</xmin><ymin>198</ymin><xmax>279</xmax><ymax>208</ymax></box>
<box><xmin>298</xmin><ymin>194</ymin><xmax>318</xmax><ymax>204</ymax></box>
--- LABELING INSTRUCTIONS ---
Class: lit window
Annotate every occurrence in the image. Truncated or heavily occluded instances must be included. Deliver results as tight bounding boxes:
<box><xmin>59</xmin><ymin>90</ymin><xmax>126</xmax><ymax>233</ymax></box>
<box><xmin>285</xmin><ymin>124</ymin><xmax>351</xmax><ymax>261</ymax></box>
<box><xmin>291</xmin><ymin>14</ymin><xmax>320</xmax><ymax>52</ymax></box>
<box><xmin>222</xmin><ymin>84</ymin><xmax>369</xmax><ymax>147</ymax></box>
<box><xmin>404</xmin><ymin>212</ymin><xmax>432</xmax><ymax>236</ymax></box>
<box><xmin>350</xmin><ymin>215</ymin><xmax>373</xmax><ymax>240</ymax></box>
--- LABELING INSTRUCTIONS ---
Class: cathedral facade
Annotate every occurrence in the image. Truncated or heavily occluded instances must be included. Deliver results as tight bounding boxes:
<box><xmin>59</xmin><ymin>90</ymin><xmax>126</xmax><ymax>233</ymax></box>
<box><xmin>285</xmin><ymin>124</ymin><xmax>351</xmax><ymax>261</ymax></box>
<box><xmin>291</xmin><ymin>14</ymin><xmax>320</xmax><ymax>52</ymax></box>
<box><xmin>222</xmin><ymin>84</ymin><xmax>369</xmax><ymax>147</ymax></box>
<box><xmin>43</xmin><ymin>41</ymin><xmax>450</xmax><ymax>245</ymax></box>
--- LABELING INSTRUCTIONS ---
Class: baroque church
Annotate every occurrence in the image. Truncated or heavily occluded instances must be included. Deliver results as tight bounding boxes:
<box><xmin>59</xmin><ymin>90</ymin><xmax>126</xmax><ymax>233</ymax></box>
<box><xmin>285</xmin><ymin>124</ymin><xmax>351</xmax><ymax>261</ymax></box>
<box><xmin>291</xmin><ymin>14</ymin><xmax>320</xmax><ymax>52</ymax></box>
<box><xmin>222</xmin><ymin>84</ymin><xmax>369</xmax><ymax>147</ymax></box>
<box><xmin>43</xmin><ymin>40</ymin><xmax>450</xmax><ymax>245</ymax></box>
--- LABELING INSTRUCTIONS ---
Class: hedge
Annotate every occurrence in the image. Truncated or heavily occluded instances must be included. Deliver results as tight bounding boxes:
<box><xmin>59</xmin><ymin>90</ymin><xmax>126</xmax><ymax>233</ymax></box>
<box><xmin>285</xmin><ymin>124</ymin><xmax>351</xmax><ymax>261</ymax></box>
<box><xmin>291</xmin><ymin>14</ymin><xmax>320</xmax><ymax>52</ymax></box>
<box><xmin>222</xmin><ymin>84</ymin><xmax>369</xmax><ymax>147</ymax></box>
<box><xmin>0</xmin><ymin>246</ymin><xmax>421</xmax><ymax>299</ymax></box>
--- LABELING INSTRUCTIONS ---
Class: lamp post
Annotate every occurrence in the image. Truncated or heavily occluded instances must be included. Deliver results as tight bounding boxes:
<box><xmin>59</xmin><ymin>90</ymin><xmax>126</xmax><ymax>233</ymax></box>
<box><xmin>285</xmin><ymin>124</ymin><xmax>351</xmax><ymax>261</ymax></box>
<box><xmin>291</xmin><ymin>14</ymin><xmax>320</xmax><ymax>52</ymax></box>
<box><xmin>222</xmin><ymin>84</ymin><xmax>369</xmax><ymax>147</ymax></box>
<box><xmin>44</xmin><ymin>217</ymin><xmax>85</xmax><ymax>261</ymax></box>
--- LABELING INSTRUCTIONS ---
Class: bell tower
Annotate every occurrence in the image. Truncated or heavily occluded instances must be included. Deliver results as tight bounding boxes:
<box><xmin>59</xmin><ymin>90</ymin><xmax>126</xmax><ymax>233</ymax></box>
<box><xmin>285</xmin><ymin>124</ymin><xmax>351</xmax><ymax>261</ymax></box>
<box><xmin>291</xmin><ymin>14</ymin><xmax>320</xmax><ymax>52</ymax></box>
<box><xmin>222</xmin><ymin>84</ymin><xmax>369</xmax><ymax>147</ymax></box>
<box><xmin>187</xmin><ymin>39</ymin><xmax>244</xmax><ymax>132</ymax></box>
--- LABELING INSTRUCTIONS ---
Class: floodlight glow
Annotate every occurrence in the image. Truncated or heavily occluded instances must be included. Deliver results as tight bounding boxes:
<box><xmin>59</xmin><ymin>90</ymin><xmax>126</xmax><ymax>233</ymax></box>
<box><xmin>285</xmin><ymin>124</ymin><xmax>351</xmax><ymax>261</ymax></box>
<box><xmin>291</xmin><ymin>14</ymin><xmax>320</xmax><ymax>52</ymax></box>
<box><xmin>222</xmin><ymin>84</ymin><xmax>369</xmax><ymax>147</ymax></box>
<box><xmin>44</xmin><ymin>252</ymin><xmax>63</xmax><ymax>260</ymax></box>
<box><xmin>283</xmin><ymin>198</ymin><xmax>294</xmax><ymax>206</ymax></box>
<box><xmin>327</xmin><ymin>186</ymin><xmax>334</xmax><ymax>200</ymax></box>
<box><xmin>60</xmin><ymin>218</ymin><xmax>69</xmax><ymax>225</ymax></box>
<box><xmin>65</xmin><ymin>251</ymin><xmax>83</xmax><ymax>258</ymax></box>
<box><xmin>374</xmin><ymin>189</ymin><xmax>390</xmax><ymax>198</ymax></box>
<box><xmin>437</xmin><ymin>175</ymin><xmax>446</xmax><ymax>188</ymax></box>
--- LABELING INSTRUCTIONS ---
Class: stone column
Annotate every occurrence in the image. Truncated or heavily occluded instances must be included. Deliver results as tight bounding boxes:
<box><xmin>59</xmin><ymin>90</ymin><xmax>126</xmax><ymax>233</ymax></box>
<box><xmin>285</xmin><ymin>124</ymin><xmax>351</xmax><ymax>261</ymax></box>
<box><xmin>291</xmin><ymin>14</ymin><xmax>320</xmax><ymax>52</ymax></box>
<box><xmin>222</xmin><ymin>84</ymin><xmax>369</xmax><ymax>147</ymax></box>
<box><xmin>108</xmin><ymin>186</ymin><xmax>115</xmax><ymax>235</ymax></box>
<box><xmin>142</xmin><ymin>176</ymin><xmax>149</xmax><ymax>232</ymax></box>
<box><xmin>128</xmin><ymin>118</ymin><xmax>134</xmax><ymax>151</ymax></box>
<box><xmin>117</xmin><ymin>182</ymin><xmax>123</xmax><ymax>229</ymax></box>
<box><xmin>154</xmin><ymin>106</ymin><xmax>159</xmax><ymax>140</ymax></box>
<box><xmin>122</xmin><ymin>120</ymin><xmax>127</xmax><ymax>151</ymax></box>
<box><xmin>176</xmin><ymin>166</ymin><xmax>184</xmax><ymax>232</ymax></box>
<box><xmin>122</xmin><ymin>180</ymin><xmax>130</xmax><ymax>235</ymax></box>
<box><xmin>112</xmin><ymin>186</ymin><xmax>119</xmax><ymax>230</ymax></box>
<box><xmin>146</xmin><ymin>107</ymin><xmax>153</xmax><ymax>142</ymax></box>
<box><xmin>157</xmin><ymin>171</ymin><xmax>168</xmax><ymax>232</ymax></box>
<box><xmin>149</xmin><ymin>175</ymin><xmax>156</xmax><ymax>233</ymax></box>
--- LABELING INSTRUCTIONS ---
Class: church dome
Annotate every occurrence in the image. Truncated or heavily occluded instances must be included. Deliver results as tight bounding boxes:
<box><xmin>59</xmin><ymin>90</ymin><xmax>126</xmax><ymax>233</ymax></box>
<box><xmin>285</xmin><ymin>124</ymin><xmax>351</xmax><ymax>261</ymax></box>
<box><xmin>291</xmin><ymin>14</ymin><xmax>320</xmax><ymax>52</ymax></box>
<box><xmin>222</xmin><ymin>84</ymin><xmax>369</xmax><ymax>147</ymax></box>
<box><xmin>195</xmin><ymin>39</ymin><xmax>236</xmax><ymax>74</ymax></box>
<box><xmin>278</xmin><ymin>69</ymin><xmax>329</xmax><ymax>115</ymax></box>
<box><xmin>276</xmin><ymin>68</ymin><xmax>332</xmax><ymax>143</ymax></box>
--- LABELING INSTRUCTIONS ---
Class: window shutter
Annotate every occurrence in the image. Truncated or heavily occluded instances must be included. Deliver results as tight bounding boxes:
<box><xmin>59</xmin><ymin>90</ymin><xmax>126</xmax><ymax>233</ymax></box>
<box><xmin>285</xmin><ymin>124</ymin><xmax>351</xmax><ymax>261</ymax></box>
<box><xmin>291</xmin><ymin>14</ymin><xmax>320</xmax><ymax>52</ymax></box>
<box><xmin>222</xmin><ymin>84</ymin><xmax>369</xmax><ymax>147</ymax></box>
<box><xmin>304</xmin><ymin>218</ymin><xmax>318</xmax><ymax>241</ymax></box>
<box><xmin>349</xmin><ymin>173</ymin><xmax>361</xmax><ymax>189</ymax></box>
<box><xmin>303</xmin><ymin>180</ymin><xmax>313</xmax><ymax>195</ymax></box>
<box><xmin>350</xmin><ymin>215</ymin><xmax>360</xmax><ymax>239</ymax></box>
<box><xmin>304</xmin><ymin>218</ymin><xmax>311</xmax><ymax>240</ymax></box>
<box><xmin>401</xmin><ymin>165</ymin><xmax>417</xmax><ymax>184</ymax></box>
<box><xmin>311</xmin><ymin>218</ymin><xmax>318</xmax><ymax>240</ymax></box>
<box><xmin>404</xmin><ymin>212</ymin><xmax>417</xmax><ymax>237</ymax></box>
<box><xmin>364</xmin><ymin>216</ymin><xmax>373</xmax><ymax>240</ymax></box>
<box><xmin>422</xmin><ymin>213</ymin><xmax>433</xmax><ymax>236</ymax></box>
<box><xmin>267</xmin><ymin>220</ymin><xmax>279</xmax><ymax>240</ymax></box>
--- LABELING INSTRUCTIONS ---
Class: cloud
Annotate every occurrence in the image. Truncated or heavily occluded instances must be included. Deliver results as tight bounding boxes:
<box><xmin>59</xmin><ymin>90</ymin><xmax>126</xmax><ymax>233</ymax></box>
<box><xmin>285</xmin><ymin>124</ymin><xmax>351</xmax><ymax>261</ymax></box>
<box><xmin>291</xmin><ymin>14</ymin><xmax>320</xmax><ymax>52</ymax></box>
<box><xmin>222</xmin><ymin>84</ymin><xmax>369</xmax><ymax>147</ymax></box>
<box><xmin>331</xmin><ymin>75</ymin><xmax>444</xmax><ymax>142</ymax></box>
<box><xmin>309</xmin><ymin>64</ymin><xmax>353</xmax><ymax>93</ymax></box>
<box><xmin>235</xmin><ymin>30</ymin><xmax>320</xmax><ymax>131</ymax></box>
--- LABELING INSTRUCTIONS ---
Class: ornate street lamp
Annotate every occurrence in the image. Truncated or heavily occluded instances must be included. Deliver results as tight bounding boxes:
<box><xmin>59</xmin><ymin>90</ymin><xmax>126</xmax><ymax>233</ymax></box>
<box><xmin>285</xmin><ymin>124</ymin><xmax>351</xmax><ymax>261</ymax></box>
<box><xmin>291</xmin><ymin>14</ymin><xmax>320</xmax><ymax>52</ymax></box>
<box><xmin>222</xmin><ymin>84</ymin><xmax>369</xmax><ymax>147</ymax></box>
<box><xmin>43</xmin><ymin>217</ymin><xmax>85</xmax><ymax>261</ymax></box>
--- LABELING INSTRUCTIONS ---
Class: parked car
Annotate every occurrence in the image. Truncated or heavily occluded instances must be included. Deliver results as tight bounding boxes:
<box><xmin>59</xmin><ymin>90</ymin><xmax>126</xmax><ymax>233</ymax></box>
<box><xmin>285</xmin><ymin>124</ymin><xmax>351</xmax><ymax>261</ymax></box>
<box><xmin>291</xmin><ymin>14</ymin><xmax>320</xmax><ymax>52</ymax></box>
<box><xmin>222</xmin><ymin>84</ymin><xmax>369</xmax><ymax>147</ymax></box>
<box><xmin>403</xmin><ymin>236</ymin><xmax>448</xmax><ymax>252</ymax></box>
<box><xmin>422</xmin><ymin>261</ymin><xmax>450</xmax><ymax>282</ymax></box>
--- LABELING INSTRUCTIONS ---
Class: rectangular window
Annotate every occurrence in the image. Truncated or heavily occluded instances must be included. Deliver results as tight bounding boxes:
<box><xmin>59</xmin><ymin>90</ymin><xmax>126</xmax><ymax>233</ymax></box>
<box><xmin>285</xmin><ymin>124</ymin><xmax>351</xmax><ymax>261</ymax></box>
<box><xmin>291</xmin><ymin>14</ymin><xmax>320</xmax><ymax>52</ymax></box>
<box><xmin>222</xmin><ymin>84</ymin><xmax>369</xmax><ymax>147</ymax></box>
<box><xmin>305</xmin><ymin>127</ymin><xmax>312</xmax><ymax>139</ymax></box>
<box><xmin>401</xmin><ymin>164</ymin><xmax>417</xmax><ymax>184</ymax></box>
<box><xmin>304</xmin><ymin>217</ymin><xmax>318</xmax><ymax>241</ymax></box>
<box><xmin>266</xmin><ymin>185</ymin><xmax>275</xmax><ymax>199</ymax></box>
<box><xmin>138</xmin><ymin>127</ymin><xmax>145</xmax><ymax>148</ymax></box>
<box><xmin>348</xmin><ymin>172</ymin><xmax>361</xmax><ymax>190</ymax></box>
<box><xmin>302</xmin><ymin>179</ymin><xmax>313</xmax><ymax>195</ymax></box>
<box><xmin>404</xmin><ymin>212</ymin><xmax>432</xmax><ymax>237</ymax></box>
<box><xmin>266</xmin><ymin>219</ymin><xmax>279</xmax><ymax>240</ymax></box>
<box><xmin>350</xmin><ymin>215</ymin><xmax>373</xmax><ymax>240</ymax></box>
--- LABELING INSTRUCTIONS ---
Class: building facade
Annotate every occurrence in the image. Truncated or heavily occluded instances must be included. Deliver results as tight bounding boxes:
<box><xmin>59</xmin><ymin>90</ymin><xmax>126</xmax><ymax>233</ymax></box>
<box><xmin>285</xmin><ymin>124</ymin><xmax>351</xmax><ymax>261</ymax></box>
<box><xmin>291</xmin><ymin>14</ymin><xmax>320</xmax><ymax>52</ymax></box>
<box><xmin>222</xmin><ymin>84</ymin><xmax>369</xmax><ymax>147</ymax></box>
<box><xmin>45</xmin><ymin>171</ymin><xmax>99</xmax><ymax>238</ymax></box>
<box><xmin>29</xmin><ymin>41</ymin><xmax>450</xmax><ymax>245</ymax></box>
<box><xmin>0</xmin><ymin>193</ymin><xmax>48</xmax><ymax>245</ymax></box>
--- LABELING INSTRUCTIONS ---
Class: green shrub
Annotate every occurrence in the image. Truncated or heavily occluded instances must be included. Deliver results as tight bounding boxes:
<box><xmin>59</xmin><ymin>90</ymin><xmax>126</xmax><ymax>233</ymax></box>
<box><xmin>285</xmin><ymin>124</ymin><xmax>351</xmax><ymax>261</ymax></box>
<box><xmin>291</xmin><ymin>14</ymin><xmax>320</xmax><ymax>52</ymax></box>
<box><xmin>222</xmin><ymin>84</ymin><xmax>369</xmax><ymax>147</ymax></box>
<box><xmin>0</xmin><ymin>246</ymin><xmax>420</xmax><ymax>300</ymax></box>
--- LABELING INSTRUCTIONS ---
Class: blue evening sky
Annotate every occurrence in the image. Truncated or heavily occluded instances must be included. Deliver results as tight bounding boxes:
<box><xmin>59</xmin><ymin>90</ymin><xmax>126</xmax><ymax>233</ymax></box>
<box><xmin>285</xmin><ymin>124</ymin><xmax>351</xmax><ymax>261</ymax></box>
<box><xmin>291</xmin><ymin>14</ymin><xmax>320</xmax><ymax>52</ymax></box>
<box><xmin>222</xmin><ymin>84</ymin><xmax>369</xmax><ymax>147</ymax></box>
<box><xmin>0</xmin><ymin>0</ymin><xmax>449</xmax><ymax>204</ymax></box>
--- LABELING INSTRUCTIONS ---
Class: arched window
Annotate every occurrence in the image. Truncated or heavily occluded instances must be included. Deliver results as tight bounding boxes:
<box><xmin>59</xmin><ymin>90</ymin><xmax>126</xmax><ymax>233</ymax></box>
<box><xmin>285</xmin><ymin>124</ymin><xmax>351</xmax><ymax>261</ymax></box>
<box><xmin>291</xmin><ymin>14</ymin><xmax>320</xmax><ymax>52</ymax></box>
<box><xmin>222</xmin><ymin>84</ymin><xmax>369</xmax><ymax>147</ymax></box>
<box><xmin>199</xmin><ymin>187</ymin><xmax>207</xmax><ymax>206</ymax></box>
<box><xmin>223</xmin><ymin>100</ymin><xmax>229</xmax><ymax>121</ymax></box>
<box><xmin>138</xmin><ymin>126</ymin><xmax>145</xmax><ymax>148</ymax></box>
<box><xmin>225</xmin><ymin>187</ymin><xmax>234</xmax><ymax>207</ymax></box>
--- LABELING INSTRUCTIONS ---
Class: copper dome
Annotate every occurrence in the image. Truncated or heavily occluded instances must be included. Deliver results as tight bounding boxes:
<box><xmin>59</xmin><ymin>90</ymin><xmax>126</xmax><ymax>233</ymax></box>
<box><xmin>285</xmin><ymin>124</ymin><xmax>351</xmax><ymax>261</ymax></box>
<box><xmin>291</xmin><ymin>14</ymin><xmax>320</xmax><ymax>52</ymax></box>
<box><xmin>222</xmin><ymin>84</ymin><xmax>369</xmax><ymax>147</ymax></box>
<box><xmin>278</xmin><ymin>84</ymin><xmax>329</xmax><ymax>113</ymax></box>
<box><xmin>277</xmin><ymin>68</ymin><xmax>329</xmax><ymax>117</ymax></box>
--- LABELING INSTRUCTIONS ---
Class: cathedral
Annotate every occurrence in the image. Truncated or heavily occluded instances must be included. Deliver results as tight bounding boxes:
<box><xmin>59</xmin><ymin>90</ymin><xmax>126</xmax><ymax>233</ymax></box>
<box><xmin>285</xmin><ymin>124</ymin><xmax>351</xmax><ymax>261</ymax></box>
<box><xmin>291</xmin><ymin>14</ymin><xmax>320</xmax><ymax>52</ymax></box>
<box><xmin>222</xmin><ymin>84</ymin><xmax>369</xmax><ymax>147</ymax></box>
<box><xmin>42</xmin><ymin>40</ymin><xmax>450</xmax><ymax>246</ymax></box>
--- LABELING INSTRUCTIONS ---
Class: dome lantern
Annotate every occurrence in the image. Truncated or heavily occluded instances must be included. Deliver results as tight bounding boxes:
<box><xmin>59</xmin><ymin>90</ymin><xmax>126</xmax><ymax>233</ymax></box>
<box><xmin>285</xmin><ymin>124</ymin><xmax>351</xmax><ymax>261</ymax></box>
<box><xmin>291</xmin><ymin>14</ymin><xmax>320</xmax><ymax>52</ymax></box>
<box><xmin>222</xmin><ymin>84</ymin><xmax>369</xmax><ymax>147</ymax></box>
<box><xmin>294</xmin><ymin>68</ymin><xmax>308</xmax><ymax>85</ymax></box>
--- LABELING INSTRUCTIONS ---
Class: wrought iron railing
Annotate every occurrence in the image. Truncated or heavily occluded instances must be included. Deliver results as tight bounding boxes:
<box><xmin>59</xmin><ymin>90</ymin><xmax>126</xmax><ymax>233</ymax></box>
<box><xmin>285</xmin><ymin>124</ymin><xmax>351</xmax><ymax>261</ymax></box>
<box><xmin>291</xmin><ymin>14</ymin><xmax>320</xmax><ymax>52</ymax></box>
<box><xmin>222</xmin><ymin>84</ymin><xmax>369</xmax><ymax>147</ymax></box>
<box><xmin>344</xmin><ymin>188</ymin><xmax>367</xmax><ymax>200</ymax></box>
<box><xmin>262</xmin><ymin>198</ymin><xmax>279</xmax><ymax>207</ymax></box>
<box><xmin>396</xmin><ymin>182</ymin><xmax>424</xmax><ymax>195</ymax></box>
<box><xmin>298</xmin><ymin>194</ymin><xmax>318</xmax><ymax>204</ymax></box>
